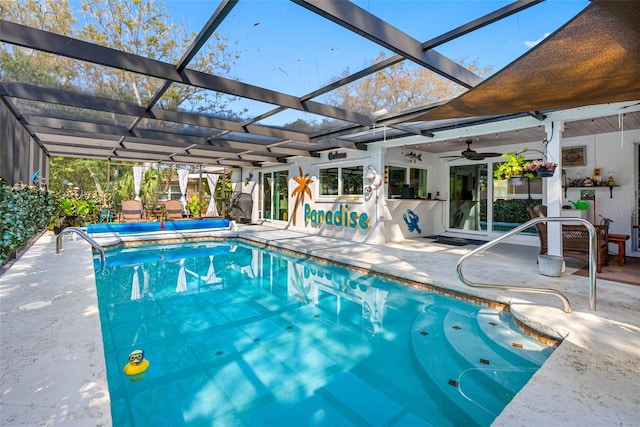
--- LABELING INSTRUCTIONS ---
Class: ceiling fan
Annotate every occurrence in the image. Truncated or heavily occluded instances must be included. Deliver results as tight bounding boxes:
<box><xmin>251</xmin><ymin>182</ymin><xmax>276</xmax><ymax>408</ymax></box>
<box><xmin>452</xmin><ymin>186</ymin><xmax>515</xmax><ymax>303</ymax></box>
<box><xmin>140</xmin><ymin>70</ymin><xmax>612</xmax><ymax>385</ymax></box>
<box><xmin>440</xmin><ymin>140</ymin><xmax>504</xmax><ymax>161</ymax></box>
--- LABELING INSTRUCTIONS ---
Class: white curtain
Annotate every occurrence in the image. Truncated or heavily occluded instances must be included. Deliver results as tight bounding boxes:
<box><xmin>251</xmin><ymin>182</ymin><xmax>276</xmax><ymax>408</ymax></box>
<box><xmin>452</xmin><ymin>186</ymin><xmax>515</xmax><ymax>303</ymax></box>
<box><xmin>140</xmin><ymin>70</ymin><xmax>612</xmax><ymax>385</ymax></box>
<box><xmin>178</xmin><ymin>169</ymin><xmax>189</xmax><ymax>212</ymax></box>
<box><xmin>131</xmin><ymin>266</ymin><xmax>141</xmax><ymax>300</ymax></box>
<box><xmin>133</xmin><ymin>166</ymin><xmax>144</xmax><ymax>201</ymax></box>
<box><xmin>205</xmin><ymin>174</ymin><xmax>220</xmax><ymax>217</ymax></box>
<box><xmin>205</xmin><ymin>255</ymin><xmax>222</xmax><ymax>284</ymax></box>
<box><xmin>176</xmin><ymin>259</ymin><xmax>187</xmax><ymax>293</ymax></box>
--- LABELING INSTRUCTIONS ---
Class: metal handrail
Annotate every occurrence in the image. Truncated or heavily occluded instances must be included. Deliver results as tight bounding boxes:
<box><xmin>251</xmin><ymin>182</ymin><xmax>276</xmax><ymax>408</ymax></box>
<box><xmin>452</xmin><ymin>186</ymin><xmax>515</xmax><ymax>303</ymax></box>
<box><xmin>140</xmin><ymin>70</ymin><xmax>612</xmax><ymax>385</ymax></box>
<box><xmin>456</xmin><ymin>217</ymin><xmax>598</xmax><ymax>313</ymax></box>
<box><xmin>56</xmin><ymin>227</ymin><xmax>105</xmax><ymax>269</ymax></box>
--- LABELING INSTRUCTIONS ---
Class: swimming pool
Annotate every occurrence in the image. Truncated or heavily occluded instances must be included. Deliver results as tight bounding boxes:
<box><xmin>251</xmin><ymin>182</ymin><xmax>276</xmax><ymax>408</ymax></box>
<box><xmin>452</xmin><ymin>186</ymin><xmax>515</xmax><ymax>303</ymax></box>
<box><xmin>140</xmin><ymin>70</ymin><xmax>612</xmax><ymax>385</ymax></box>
<box><xmin>93</xmin><ymin>240</ymin><xmax>555</xmax><ymax>426</ymax></box>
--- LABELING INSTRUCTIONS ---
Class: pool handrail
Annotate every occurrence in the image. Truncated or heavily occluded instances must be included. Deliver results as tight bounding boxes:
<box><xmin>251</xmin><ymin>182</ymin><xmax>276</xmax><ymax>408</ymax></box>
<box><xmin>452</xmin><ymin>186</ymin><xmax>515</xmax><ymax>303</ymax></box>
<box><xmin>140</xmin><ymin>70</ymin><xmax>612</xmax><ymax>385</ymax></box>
<box><xmin>56</xmin><ymin>227</ymin><xmax>105</xmax><ymax>269</ymax></box>
<box><xmin>456</xmin><ymin>216</ymin><xmax>598</xmax><ymax>314</ymax></box>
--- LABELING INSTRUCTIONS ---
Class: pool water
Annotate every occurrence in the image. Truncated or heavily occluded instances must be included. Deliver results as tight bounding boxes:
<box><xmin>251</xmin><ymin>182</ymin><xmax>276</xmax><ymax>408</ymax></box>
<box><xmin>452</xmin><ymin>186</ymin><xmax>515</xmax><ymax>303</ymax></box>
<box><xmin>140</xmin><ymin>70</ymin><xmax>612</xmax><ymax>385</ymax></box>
<box><xmin>93</xmin><ymin>240</ymin><xmax>554</xmax><ymax>427</ymax></box>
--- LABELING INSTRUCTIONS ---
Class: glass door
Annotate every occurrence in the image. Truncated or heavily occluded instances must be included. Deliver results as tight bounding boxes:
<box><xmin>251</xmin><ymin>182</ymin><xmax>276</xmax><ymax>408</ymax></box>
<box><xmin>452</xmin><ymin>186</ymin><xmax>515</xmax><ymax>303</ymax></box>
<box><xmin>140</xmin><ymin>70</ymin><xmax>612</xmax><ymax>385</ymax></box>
<box><xmin>261</xmin><ymin>170</ymin><xmax>289</xmax><ymax>221</ymax></box>
<box><xmin>449</xmin><ymin>164</ymin><xmax>487</xmax><ymax>231</ymax></box>
<box><xmin>492</xmin><ymin>172</ymin><xmax>542</xmax><ymax>234</ymax></box>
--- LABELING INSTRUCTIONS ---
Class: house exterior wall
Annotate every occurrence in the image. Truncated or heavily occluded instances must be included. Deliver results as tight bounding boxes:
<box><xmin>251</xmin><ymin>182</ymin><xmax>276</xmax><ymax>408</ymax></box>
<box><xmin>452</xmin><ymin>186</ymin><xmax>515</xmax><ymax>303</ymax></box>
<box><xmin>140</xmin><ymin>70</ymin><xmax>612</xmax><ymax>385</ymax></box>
<box><xmin>244</xmin><ymin>127</ymin><xmax>639</xmax><ymax>253</ymax></box>
<box><xmin>561</xmin><ymin>128</ymin><xmax>639</xmax><ymax>256</ymax></box>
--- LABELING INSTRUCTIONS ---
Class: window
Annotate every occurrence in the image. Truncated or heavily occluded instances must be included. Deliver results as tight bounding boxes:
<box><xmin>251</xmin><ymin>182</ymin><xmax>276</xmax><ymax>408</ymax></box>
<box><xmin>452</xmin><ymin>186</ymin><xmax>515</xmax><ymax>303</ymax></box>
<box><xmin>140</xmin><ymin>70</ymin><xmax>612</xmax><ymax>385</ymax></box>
<box><xmin>341</xmin><ymin>165</ymin><xmax>363</xmax><ymax>195</ymax></box>
<box><xmin>491</xmin><ymin>162</ymin><xmax>541</xmax><ymax>233</ymax></box>
<box><xmin>319</xmin><ymin>167</ymin><xmax>338</xmax><ymax>196</ymax></box>
<box><xmin>318</xmin><ymin>165</ymin><xmax>363</xmax><ymax>196</ymax></box>
<box><xmin>386</xmin><ymin>166</ymin><xmax>428</xmax><ymax>198</ymax></box>
<box><xmin>158</xmin><ymin>185</ymin><xmax>183</xmax><ymax>201</ymax></box>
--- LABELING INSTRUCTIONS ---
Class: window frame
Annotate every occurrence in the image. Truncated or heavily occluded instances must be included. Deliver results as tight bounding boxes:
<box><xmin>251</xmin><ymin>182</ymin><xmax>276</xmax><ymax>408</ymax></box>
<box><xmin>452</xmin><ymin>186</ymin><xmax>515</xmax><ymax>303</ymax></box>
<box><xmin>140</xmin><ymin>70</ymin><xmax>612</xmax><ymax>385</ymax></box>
<box><xmin>385</xmin><ymin>164</ymin><xmax>428</xmax><ymax>199</ymax></box>
<box><xmin>317</xmin><ymin>162</ymin><xmax>364</xmax><ymax>200</ymax></box>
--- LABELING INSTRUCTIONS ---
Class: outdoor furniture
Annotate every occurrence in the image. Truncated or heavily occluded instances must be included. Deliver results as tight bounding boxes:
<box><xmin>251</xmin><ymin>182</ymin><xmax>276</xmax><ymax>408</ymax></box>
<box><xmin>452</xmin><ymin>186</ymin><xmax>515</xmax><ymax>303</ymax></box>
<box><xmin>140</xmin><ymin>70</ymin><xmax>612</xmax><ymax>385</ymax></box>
<box><xmin>527</xmin><ymin>205</ymin><xmax>609</xmax><ymax>273</ymax></box>
<box><xmin>99</xmin><ymin>207</ymin><xmax>113</xmax><ymax>223</ymax></box>
<box><xmin>120</xmin><ymin>200</ymin><xmax>144</xmax><ymax>222</ymax></box>
<box><xmin>164</xmin><ymin>199</ymin><xmax>184</xmax><ymax>220</ymax></box>
<box><xmin>608</xmin><ymin>234</ymin><xmax>630</xmax><ymax>266</ymax></box>
<box><xmin>145</xmin><ymin>205</ymin><xmax>165</xmax><ymax>222</ymax></box>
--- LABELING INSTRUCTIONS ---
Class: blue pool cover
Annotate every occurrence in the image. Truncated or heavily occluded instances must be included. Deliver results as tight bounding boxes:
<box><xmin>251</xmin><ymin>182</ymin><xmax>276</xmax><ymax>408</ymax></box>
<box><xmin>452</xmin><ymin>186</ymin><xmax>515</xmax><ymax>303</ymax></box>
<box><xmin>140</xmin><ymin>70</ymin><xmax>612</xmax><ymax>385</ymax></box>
<box><xmin>87</xmin><ymin>219</ymin><xmax>230</xmax><ymax>234</ymax></box>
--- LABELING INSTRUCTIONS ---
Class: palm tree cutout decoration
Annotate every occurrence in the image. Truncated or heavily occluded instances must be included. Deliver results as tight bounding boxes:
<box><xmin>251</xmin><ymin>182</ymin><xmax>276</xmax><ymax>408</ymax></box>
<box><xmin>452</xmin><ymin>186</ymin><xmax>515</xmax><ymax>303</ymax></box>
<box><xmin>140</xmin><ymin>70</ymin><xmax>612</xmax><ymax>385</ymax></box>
<box><xmin>291</xmin><ymin>166</ymin><xmax>314</xmax><ymax>225</ymax></box>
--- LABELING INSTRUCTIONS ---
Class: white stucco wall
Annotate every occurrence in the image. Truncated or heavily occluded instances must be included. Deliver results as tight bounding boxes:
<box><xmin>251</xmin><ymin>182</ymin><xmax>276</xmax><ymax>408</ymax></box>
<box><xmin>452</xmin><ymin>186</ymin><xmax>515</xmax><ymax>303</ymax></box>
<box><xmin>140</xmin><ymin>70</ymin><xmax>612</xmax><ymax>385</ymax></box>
<box><xmin>246</xmin><ymin>127</ymin><xmax>639</xmax><ymax>252</ymax></box>
<box><xmin>561</xmin><ymin>128</ymin><xmax>639</xmax><ymax>255</ymax></box>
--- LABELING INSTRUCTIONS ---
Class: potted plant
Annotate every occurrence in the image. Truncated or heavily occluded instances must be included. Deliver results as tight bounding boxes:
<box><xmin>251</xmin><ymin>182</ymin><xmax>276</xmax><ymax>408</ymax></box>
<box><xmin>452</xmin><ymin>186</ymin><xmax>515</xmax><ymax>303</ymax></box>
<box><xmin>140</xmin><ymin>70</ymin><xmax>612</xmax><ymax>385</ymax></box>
<box><xmin>523</xmin><ymin>159</ymin><xmax>558</xmax><ymax>177</ymax></box>
<box><xmin>493</xmin><ymin>149</ymin><xmax>531</xmax><ymax>185</ymax></box>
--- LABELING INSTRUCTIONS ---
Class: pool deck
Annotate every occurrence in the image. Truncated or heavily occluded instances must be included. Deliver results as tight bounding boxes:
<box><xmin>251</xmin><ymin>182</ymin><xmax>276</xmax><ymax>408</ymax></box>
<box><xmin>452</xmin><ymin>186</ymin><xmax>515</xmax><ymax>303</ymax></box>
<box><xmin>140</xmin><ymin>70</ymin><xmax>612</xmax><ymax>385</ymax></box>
<box><xmin>1</xmin><ymin>223</ymin><xmax>639</xmax><ymax>426</ymax></box>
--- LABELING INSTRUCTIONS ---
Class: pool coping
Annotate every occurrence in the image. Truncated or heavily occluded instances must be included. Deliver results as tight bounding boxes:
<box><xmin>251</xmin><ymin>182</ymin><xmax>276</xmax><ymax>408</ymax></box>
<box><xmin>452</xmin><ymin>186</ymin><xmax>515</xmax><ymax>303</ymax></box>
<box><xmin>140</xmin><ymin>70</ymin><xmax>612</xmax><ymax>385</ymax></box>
<box><xmin>1</xmin><ymin>224</ymin><xmax>639</xmax><ymax>426</ymax></box>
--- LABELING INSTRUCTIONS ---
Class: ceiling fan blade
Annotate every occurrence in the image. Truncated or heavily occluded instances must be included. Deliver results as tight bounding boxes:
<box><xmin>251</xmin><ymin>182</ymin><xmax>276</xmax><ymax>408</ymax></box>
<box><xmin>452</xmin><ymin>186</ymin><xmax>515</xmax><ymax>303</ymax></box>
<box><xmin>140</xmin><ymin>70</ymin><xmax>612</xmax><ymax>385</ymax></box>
<box><xmin>440</xmin><ymin>155</ymin><xmax>463</xmax><ymax>159</ymax></box>
<box><xmin>463</xmin><ymin>152</ymin><xmax>504</xmax><ymax>161</ymax></box>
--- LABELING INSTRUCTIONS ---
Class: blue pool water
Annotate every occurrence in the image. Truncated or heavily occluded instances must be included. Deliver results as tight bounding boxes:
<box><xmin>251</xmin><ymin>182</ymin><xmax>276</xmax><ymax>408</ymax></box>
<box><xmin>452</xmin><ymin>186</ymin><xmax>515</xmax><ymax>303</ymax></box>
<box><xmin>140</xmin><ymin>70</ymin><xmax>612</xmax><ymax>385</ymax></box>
<box><xmin>93</xmin><ymin>240</ymin><xmax>554</xmax><ymax>427</ymax></box>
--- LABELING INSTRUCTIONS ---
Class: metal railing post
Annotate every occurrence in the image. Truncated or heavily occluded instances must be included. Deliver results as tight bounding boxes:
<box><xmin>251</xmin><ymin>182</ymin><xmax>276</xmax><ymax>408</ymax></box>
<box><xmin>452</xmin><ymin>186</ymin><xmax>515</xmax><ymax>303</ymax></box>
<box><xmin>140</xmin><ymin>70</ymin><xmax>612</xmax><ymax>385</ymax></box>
<box><xmin>456</xmin><ymin>217</ymin><xmax>597</xmax><ymax>313</ymax></box>
<box><xmin>55</xmin><ymin>227</ymin><xmax>105</xmax><ymax>269</ymax></box>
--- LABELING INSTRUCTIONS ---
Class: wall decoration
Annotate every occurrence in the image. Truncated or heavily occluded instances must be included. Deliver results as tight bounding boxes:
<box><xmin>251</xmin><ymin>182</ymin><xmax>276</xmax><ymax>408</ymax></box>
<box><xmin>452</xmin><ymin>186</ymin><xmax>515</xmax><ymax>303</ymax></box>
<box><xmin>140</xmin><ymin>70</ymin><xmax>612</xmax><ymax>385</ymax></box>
<box><xmin>580</xmin><ymin>189</ymin><xmax>595</xmax><ymax>201</ymax></box>
<box><xmin>403</xmin><ymin>209</ymin><xmax>421</xmax><ymax>234</ymax></box>
<box><xmin>404</xmin><ymin>151</ymin><xmax>422</xmax><ymax>163</ymax></box>
<box><xmin>562</xmin><ymin>146</ymin><xmax>586</xmax><ymax>166</ymax></box>
<box><xmin>291</xmin><ymin>166</ymin><xmax>314</xmax><ymax>226</ymax></box>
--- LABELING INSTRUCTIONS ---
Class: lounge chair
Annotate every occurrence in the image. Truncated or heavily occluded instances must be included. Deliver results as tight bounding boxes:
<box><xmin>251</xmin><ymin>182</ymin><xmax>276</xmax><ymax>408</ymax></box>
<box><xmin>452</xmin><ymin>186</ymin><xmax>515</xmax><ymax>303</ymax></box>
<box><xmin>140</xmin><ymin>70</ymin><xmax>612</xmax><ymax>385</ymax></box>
<box><xmin>527</xmin><ymin>205</ymin><xmax>609</xmax><ymax>272</ymax></box>
<box><xmin>120</xmin><ymin>200</ymin><xmax>144</xmax><ymax>222</ymax></box>
<box><xmin>164</xmin><ymin>199</ymin><xmax>184</xmax><ymax>221</ymax></box>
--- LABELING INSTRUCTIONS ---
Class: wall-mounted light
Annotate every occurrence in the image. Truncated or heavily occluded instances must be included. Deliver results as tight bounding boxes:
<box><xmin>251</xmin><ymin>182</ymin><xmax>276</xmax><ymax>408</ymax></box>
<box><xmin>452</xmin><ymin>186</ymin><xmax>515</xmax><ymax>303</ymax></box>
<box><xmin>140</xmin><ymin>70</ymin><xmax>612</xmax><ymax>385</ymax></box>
<box><xmin>244</xmin><ymin>172</ymin><xmax>254</xmax><ymax>186</ymax></box>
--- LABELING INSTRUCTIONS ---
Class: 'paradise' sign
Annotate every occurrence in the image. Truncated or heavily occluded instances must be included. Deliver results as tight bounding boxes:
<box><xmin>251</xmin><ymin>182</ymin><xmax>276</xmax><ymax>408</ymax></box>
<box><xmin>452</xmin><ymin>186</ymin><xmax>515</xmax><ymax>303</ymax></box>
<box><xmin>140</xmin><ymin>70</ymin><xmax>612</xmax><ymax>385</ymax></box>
<box><xmin>304</xmin><ymin>203</ymin><xmax>370</xmax><ymax>230</ymax></box>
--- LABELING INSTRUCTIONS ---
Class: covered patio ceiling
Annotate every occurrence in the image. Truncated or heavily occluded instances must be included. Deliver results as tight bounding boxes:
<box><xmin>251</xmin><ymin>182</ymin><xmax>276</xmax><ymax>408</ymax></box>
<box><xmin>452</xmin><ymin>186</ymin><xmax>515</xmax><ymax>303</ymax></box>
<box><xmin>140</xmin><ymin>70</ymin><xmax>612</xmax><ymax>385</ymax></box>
<box><xmin>1</xmin><ymin>0</ymin><xmax>639</xmax><ymax>167</ymax></box>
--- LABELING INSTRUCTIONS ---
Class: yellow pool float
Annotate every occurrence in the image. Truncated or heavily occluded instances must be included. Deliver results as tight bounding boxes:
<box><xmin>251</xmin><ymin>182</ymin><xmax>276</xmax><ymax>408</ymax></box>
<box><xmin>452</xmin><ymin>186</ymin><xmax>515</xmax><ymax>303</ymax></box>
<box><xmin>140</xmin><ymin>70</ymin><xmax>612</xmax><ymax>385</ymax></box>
<box><xmin>123</xmin><ymin>349</ymin><xmax>150</xmax><ymax>380</ymax></box>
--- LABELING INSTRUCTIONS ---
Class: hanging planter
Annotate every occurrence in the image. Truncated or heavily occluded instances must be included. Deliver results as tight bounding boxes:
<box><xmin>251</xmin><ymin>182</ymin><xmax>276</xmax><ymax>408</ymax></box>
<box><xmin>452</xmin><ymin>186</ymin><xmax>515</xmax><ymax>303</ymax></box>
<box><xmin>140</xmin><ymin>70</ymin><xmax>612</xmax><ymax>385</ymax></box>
<box><xmin>494</xmin><ymin>151</ymin><xmax>530</xmax><ymax>183</ymax></box>
<box><xmin>525</xmin><ymin>160</ymin><xmax>558</xmax><ymax>178</ymax></box>
<box><xmin>509</xmin><ymin>176</ymin><xmax>525</xmax><ymax>186</ymax></box>
<box><xmin>535</xmin><ymin>165</ymin><xmax>556</xmax><ymax>177</ymax></box>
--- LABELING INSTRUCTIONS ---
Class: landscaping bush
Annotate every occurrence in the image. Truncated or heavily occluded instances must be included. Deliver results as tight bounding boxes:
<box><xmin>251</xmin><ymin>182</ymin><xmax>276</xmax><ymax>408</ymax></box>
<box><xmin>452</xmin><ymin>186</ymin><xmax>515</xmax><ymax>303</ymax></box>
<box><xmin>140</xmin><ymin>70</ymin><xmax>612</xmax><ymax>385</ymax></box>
<box><xmin>0</xmin><ymin>183</ymin><xmax>56</xmax><ymax>267</ymax></box>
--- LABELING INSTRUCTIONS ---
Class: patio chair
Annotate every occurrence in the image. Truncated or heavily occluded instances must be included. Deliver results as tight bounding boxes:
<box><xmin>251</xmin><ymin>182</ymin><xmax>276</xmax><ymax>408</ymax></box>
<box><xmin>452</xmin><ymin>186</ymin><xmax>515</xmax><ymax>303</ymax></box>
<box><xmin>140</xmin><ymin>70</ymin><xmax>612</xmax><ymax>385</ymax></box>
<box><xmin>527</xmin><ymin>205</ymin><xmax>609</xmax><ymax>273</ymax></box>
<box><xmin>99</xmin><ymin>207</ymin><xmax>113</xmax><ymax>223</ymax></box>
<box><xmin>164</xmin><ymin>199</ymin><xmax>184</xmax><ymax>221</ymax></box>
<box><xmin>120</xmin><ymin>200</ymin><xmax>144</xmax><ymax>222</ymax></box>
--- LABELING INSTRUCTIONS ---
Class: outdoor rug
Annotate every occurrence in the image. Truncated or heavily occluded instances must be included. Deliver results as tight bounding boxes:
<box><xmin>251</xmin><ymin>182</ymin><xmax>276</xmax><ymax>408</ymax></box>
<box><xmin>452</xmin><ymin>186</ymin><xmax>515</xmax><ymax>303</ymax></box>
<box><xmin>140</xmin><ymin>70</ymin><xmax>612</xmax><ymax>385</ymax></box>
<box><xmin>425</xmin><ymin>236</ymin><xmax>487</xmax><ymax>247</ymax></box>
<box><xmin>572</xmin><ymin>256</ymin><xmax>640</xmax><ymax>286</ymax></box>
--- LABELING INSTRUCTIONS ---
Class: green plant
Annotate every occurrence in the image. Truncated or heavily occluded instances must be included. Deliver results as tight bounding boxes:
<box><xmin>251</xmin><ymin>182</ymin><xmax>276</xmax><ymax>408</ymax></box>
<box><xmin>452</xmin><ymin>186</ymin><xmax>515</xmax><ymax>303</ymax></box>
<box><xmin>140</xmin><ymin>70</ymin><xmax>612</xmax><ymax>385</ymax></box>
<box><xmin>493</xmin><ymin>149</ymin><xmax>532</xmax><ymax>180</ymax></box>
<box><xmin>1</xmin><ymin>183</ymin><xmax>56</xmax><ymax>266</ymax></box>
<box><xmin>185</xmin><ymin>194</ymin><xmax>201</xmax><ymax>217</ymax></box>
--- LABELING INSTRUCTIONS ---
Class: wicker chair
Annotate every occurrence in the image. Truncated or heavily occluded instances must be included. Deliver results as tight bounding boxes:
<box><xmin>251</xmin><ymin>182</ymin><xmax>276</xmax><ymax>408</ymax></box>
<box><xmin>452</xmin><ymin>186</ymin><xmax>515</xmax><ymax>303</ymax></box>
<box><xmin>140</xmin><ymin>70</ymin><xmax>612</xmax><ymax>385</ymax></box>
<box><xmin>527</xmin><ymin>205</ymin><xmax>609</xmax><ymax>272</ymax></box>
<box><xmin>164</xmin><ymin>199</ymin><xmax>184</xmax><ymax>220</ymax></box>
<box><xmin>119</xmin><ymin>199</ymin><xmax>144</xmax><ymax>222</ymax></box>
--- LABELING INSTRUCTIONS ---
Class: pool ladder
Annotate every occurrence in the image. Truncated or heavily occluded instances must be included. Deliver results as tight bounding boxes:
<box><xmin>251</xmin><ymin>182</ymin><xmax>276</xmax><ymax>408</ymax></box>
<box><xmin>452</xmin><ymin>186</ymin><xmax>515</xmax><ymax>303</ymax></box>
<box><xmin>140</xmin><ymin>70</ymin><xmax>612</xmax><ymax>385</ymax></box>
<box><xmin>456</xmin><ymin>217</ymin><xmax>598</xmax><ymax>313</ymax></box>
<box><xmin>56</xmin><ymin>227</ymin><xmax>105</xmax><ymax>269</ymax></box>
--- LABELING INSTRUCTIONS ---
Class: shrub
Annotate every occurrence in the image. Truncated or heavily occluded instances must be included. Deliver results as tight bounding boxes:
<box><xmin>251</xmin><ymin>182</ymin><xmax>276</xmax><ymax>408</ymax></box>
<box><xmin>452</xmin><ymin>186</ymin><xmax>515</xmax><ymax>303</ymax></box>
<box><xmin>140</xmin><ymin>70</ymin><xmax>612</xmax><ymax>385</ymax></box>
<box><xmin>0</xmin><ymin>182</ymin><xmax>56</xmax><ymax>267</ymax></box>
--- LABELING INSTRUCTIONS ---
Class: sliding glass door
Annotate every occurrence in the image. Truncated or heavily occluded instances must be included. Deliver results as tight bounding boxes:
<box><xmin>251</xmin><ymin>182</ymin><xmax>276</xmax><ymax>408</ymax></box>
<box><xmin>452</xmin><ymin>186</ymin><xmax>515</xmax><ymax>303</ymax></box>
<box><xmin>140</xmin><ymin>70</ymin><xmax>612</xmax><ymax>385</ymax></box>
<box><xmin>261</xmin><ymin>170</ymin><xmax>289</xmax><ymax>221</ymax></box>
<box><xmin>449</xmin><ymin>164</ymin><xmax>487</xmax><ymax>231</ymax></box>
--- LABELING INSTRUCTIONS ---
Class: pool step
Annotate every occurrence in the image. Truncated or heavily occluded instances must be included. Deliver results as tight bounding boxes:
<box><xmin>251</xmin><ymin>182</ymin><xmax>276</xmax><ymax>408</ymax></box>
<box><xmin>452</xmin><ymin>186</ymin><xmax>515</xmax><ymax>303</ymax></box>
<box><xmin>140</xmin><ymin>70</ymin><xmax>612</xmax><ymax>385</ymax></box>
<box><xmin>411</xmin><ymin>305</ymin><xmax>493</xmax><ymax>426</ymax></box>
<box><xmin>476</xmin><ymin>309</ymin><xmax>553</xmax><ymax>366</ymax></box>
<box><xmin>442</xmin><ymin>309</ymin><xmax>547</xmax><ymax>415</ymax></box>
<box><xmin>411</xmin><ymin>305</ymin><xmax>551</xmax><ymax>426</ymax></box>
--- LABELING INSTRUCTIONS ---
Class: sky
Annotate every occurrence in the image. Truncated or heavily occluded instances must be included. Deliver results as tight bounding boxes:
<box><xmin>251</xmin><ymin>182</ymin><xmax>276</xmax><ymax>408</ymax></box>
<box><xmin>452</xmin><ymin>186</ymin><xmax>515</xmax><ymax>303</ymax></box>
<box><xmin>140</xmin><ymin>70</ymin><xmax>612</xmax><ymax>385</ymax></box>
<box><xmin>158</xmin><ymin>0</ymin><xmax>589</xmax><ymax>124</ymax></box>
<box><xmin>61</xmin><ymin>0</ymin><xmax>590</xmax><ymax>125</ymax></box>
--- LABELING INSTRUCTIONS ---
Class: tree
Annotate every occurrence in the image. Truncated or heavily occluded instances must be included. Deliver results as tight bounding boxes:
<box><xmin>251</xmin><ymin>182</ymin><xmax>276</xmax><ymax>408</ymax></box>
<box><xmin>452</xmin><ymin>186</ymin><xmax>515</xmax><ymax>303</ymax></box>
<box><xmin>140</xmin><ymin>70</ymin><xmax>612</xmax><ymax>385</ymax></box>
<box><xmin>324</xmin><ymin>53</ymin><xmax>493</xmax><ymax>115</ymax></box>
<box><xmin>76</xmin><ymin>0</ymin><xmax>240</xmax><ymax>120</ymax></box>
<box><xmin>0</xmin><ymin>0</ymin><xmax>77</xmax><ymax>89</ymax></box>
<box><xmin>1</xmin><ymin>0</ymin><xmax>242</xmax><ymax>128</ymax></box>
<box><xmin>48</xmin><ymin>157</ymin><xmax>109</xmax><ymax>193</ymax></box>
